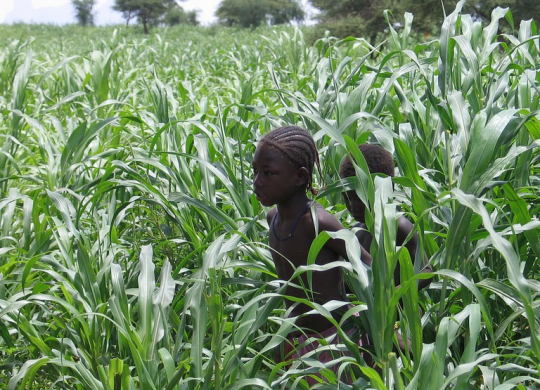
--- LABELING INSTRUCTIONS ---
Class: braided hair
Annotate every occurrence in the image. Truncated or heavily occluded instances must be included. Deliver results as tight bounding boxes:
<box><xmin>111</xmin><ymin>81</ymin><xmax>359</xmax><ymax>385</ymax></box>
<box><xmin>339</xmin><ymin>143</ymin><xmax>395</xmax><ymax>178</ymax></box>
<box><xmin>259</xmin><ymin>126</ymin><xmax>321</xmax><ymax>195</ymax></box>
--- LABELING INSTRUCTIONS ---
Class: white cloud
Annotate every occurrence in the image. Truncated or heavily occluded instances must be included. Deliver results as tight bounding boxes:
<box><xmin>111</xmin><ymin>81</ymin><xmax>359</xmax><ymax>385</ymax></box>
<box><xmin>0</xmin><ymin>0</ymin><xmax>15</xmax><ymax>22</ymax></box>
<box><xmin>31</xmin><ymin>0</ymin><xmax>70</xmax><ymax>8</ymax></box>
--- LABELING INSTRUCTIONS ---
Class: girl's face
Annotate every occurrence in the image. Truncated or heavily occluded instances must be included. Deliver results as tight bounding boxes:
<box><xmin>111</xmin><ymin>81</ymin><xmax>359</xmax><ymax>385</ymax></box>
<box><xmin>252</xmin><ymin>144</ymin><xmax>305</xmax><ymax>207</ymax></box>
<box><xmin>343</xmin><ymin>190</ymin><xmax>366</xmax><ymax>223</ymax></box>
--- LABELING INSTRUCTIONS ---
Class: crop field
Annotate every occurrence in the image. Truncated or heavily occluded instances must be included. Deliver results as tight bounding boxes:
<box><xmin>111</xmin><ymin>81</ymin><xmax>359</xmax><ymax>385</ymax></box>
<box><xmin>0</xmin><ymin>3</ymin><xmax>539</xmax><ymax>389</ymax></box>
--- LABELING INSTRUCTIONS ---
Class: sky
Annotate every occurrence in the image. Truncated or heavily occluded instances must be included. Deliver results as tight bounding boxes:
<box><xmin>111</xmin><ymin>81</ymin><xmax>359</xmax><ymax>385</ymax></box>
<box><xmin>0</xmin><ymin>0</ymin><xmax>317</xmax><ymax>26</ymax></box>
<box><xmin>0</xmin><ymin>0</ymin><xmax>222</xmax><ymax>26</ymax></box>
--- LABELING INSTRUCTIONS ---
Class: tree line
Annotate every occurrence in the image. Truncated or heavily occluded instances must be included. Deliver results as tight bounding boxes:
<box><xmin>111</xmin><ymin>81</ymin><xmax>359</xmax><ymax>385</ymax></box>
<box><xmin>310</xmin><ymin>0</ymin><xmax>540</xmax><ymax>44</ymax></box>
<box><xmin>73</xmin><ymin>0</ymin><xmax>539</xmax><ymax>37</ymax></box>
<box><xmin>72</xmin><ymin>0</ymin><xmax>199</xmax><ymax>33</ymax></box>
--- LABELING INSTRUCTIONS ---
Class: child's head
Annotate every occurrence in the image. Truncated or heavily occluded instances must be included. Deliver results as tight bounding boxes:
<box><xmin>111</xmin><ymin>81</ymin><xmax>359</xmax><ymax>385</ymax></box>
<box><xmin>339</xmin><ymin>144</ymin><xmax>395</xmax><ymax>179</ymax></box>
<box><xmin>258</xmin><ymin>126</ymin><xmax>320</xmax><ymax>193</ymax></box>
<box><xmin>339</xmin><ymin>144</ymin><xmax>394</xmax><ymax>223</ymax></box>
<box><xmin>253</xmin><ymin>126</ymin><xmax>320</xmax><ymax>206</ymax></box>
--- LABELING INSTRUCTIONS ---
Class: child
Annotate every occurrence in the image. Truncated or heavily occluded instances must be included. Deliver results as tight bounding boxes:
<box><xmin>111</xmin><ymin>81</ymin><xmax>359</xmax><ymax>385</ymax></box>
<box><xmin>339</xmin><ymin>143</ymin><xmax>432</xmax><ymax>291</ymax></box>
<box><xmin>253</xmin><ymin>126</ymin><xmax>372</xmax><ymax>384</ymax></box>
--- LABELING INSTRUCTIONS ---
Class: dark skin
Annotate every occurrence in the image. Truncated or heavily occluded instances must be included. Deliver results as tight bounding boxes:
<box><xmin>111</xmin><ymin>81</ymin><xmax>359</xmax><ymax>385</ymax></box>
<box><xmin>343</xmin><ymin>188</ymin><xmax>432</xmax><ymax>355</ymax></box>
<box><xmin>253</xmin><ymin>144</ymin><xmax>372</xmax><ymax>335</ymax></box>
<box><xmin>342</xmin><ymin>189</ymin><xmax>432</xmax><ymax>290</ymax></box>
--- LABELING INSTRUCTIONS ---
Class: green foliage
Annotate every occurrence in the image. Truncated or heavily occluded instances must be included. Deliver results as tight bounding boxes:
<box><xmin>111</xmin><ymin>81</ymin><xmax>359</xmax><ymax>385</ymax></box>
<box><xmin>308</xmin><ymin>0</ymin><xmax>540</xmax><ymax>41</ymax></box>
<box><xmin>164</xmin><ymin>8</ymin><xmax>199</xmax><ymax>26</ymax></box>
<box><xmin>72</xmin><ymin>0</ymin><xmax>97</xmax><ymax>26</ymax></box>
<box><xmin>0</xmin><ymin>2</ymin><xmax>540</xmax><ymax>388</ymax></box>
<box><xmin>216</xmin><ymin>0</ymin><xmax>304</xmax><ymax>28</ymax></box>
<box><xmin>112</xmin><ymin>0</ymin><xmax>189</xmax><ymax>33</ymax></box>
<box><xmin>308</xmin><ymin>0</ymin><xmax>392</xmax><ymax>43</ymax></box>
<box><xmin>466</xmin><ymin>0</ymin><xmax>540</xmax><ymax>27</ymax></box>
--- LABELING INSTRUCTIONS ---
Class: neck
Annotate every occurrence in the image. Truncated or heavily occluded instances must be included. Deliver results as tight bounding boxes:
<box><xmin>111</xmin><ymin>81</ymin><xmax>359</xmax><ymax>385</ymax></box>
<box><xmin>276</xmin><ymin>192</ymin><xmax>311</xmax><ymax>221</ymax></box>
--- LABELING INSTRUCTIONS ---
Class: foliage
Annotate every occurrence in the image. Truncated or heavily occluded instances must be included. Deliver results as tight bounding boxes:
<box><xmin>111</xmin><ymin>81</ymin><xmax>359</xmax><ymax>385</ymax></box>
<box><xmin>466</xmin><ymin>0</ymin><xmax>540</xmax><ymax>26</ymax></box>
<box><xmin>164</xmin><ymin>8</ymin><xmax>199</xmax><ymax>26</ymax></box>
<box><xmin>216</xmin><ymin>0</ymin><xmax>304</xmax><ymax>28</ymax></box>
<box><xmin>308</xmin><ymin>0</ymin><xmax>540</xmax><ymax>41</ymax></box>
<box><xmin>308</xmin><ymin>0</ymin><xmax>392</xmax><ymax>43</ymax></box>
<box><xmin>72</xmin><ymin>0</ymin><xmax>97</xmax><ymax>26</ymax></box>
<box><xmin>0</xmin><ymin>2</ymin><xmax>540</xmax><ymax>389</ymax></box>
<box><xmin>112</xmin><ymin>0</ymin><xmax>187</xmax><ymax>33</ymax></box>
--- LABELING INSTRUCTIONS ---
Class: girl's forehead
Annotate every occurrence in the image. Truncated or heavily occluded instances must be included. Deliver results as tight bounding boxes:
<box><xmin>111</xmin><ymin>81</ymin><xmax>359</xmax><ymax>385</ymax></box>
<box><xmin>254</xmin><ymin>144</ymin><xmax>294</xmax><ymax>166</ymax></box>
<box><xmin>255</xmin><ymin>143</ymin><xmax>282</xmax><ymax>158</ymax></box>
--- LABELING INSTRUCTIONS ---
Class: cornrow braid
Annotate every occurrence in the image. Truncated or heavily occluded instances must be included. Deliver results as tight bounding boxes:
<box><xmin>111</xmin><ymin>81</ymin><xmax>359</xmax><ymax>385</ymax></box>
<box><xmin>259</xmin><ymin>126</ymin><xmax>322</xmax><ymax>195</ymax></box>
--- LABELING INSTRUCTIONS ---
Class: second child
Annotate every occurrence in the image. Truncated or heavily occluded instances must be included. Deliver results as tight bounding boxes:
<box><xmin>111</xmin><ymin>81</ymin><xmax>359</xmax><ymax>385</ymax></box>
<box><xmin>339</xmin><ymin>143</ymin><xmax>432</xmax><ymax>291</ymax></box>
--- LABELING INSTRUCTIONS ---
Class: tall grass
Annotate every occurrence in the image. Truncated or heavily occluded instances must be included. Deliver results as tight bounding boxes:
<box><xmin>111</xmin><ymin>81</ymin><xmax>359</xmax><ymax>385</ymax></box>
<box><xmin>0</xmin><ymin>4</ymin><xmax>539</xmax><ymax>389</ymax></box>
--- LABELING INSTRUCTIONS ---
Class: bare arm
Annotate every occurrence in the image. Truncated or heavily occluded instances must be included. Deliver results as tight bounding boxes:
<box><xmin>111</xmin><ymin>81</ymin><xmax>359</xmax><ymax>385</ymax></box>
<box><xmin>315</xmin><ymin>205</ymin><xmax>373</xmax><ymax>267</ymax></box>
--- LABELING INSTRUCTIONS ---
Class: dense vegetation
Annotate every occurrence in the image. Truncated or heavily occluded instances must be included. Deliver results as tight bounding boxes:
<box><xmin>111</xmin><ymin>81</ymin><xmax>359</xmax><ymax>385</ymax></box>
<box><xmin>308</xmin><ymin>0</ymin><xmax>540</xmax><ymax>42</ymax></box>
<box><xmin>216</xmin><ymin>0</ymin><xmax>305</xmax><ymax>28</ymax></box>
<box><xmin>0</xmin><ymin>3</ymin><xmax>539</xmax><ymax>389</ymax></box>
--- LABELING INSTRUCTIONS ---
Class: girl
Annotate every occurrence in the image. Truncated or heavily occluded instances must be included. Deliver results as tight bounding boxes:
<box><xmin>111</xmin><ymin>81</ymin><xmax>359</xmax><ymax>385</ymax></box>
<box><xmin>252</xmin><ymin>125</ymin><xmax>372</xmax><ymax>385</ymax></box>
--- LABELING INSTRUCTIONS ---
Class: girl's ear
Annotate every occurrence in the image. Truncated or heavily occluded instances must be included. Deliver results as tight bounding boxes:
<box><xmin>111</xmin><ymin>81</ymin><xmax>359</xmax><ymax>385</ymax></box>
<box><xmin>295</xmin><ymin>167</ymin><xmax>309</xmax><ymax>187</ymax></box>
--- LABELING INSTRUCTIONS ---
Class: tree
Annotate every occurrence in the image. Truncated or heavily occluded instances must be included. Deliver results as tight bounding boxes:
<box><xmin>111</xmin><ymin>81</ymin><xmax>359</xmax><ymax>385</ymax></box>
<box><xmin>185</xmin><ymin>10</ymin><xmax>199</xmax><ymax>26</ymax></box>
<box><xmin>308</xmin><ymin>0</ymin><xmax>540</xmax><ymax>43</ymax></box>
<box><xmin>72</xmin><ymin>0</ymin><xmax>97</xmax><ymax>26</ymax></box>
<box><xmin>271</xmin><ymin>0</ymin><xmax>305</xmax><ymax>24</ymax></box>
<box><xmin>307</xmin><ymin>0</ymin><xmax>405</xmax><ymax>44</ymax></box>
<box><xmin>396</xmin><ymin>0</ymin><xmax>540</xmax><ymax>35</ymax></box>
<box><xmin>216</xmin><ymin>0</ymin><xmax>304</xmax><ymax>28</ymax></box>
<box><xmin>164</xmin><ymin>8</ymin><xmax>199</xmax><ymax>26</ymax></box>
<box><xmin>466</xmin><ymin>0</ymin><xmax>540</xmax><ymax>29</ymax></box>
<box><xmin>113</xmin><ymin>0</ymin><xmax>187</xmax><ymax>33</ymax></box>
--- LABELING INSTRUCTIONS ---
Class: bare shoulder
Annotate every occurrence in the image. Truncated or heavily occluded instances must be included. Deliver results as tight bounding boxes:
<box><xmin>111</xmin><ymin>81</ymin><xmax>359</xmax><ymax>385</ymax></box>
<box><xmin>396</xmin><ymin>216</ymin><xmax>418</xmax><ymax>245</ymax></box>
<box><xmin>312</xmin><ymin>203</ymin><xmax>344</xmax><ymax>233</ymax></box>
<box><xmin>397</xmin><ymin>216</ymin><xmax>415</xmax><ymax>235</ymax></box>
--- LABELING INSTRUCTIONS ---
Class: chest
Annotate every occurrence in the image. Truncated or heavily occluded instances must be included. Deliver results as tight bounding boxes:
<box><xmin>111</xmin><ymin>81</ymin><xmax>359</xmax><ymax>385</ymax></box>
<box><xmin>269</xmin><ymin>222</ymin><xmax>315</xmax><ymax>268</ymax></box>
